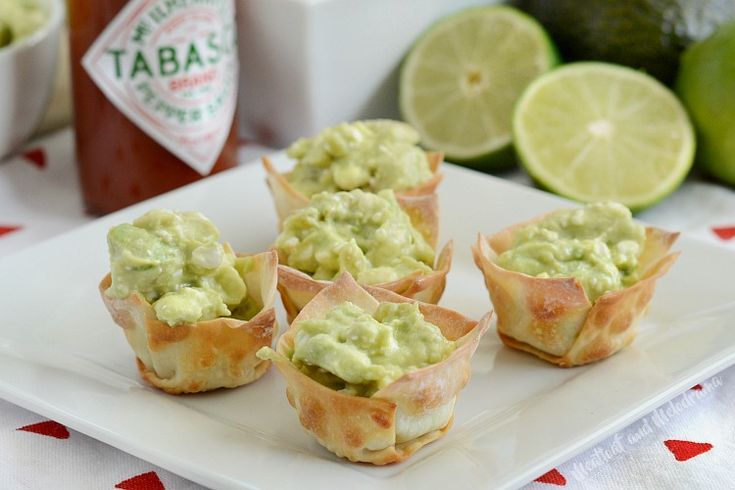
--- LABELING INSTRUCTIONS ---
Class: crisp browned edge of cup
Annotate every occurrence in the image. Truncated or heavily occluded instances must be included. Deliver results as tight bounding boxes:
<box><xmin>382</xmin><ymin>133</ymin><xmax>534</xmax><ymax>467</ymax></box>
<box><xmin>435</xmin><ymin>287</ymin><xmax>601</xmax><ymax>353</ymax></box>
<box><xmin>267</xmin><ymin>272</ymin><xmax>492</xmax><ymax>464</ymax></box>
<box><xmin>276</xmin><ymin>240</ymin><xmax>453</xmax><ymax>325</ymax></box>
<box><xmin>99</xmin><ymin>249</ymin><xmax>279</xmax><ymax>394</ymax></box>
<box><xmin>472</xmin><ymin>218</ymin><xmax>680</xmax><ymax>367</ymax></box>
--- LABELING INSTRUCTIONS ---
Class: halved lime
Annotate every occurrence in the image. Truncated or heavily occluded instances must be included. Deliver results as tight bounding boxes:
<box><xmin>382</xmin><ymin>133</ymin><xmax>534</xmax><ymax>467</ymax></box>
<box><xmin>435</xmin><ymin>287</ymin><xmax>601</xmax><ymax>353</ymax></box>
<box><xmin>513</xmin><ymin>62</ymin><xmax>695</xmax><ymax>211</ymax></box>
<box><xmin>399</xmin><ymin>6</ymin><xmax>558</xmax><ymax>170</ymax></box>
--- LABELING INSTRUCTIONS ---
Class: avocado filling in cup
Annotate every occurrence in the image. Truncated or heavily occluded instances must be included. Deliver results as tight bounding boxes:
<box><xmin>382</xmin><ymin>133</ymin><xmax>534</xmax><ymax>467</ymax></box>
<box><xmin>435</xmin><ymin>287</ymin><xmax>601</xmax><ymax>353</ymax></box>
<box><xmin>258</xmin><ymin>273</ymin><xmax>491</xmax><ymax>464</ymax></box>
<box><xmin>100</xmin><ymin>209</ymin><xmax>278</xmax><ymax>394</ymax></box>
<box><xmin>262</xmin><ymin>120</ymin><xmax>443</xmax><ymax>227</ymax></box>
<box><xmin>472</xmin><ymin>202</ymin><xmax>679</xmax><ymax>367</ymax></box>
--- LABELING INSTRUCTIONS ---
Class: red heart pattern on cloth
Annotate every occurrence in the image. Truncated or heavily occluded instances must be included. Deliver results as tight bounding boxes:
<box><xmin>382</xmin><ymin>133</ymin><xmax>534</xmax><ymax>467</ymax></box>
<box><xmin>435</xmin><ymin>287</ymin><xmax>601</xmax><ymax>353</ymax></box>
<box><xmin>22</xmin><ymin>148</ymin><xmax>46</xmax><ymax>169</ymax></box>
<box><xmin>712</xmin><ymin>226</ymin><xmax>735</xmax><ymax>241</ymax></box>
<box><xmin>115</xmin><ymin>471</ymin><xmax>165</xmax><ymax>490</ymax></box>
<box><xmin>0</xmin><ymin>225</ymin><xmax>21</xmax><ymax>238</ymax></box>
<box><xmin>534</xmin><ymin>468</ymin><xmax>567</xmax><ymax>486</ymax></box>
<box><xmin>17</xmin><ymin>420</ymin><xmax>70</xmax><ymax>439</ymax></box>
<box><xmin>664</xmin><ymin>439</ymin><xmax>713</xmax><ymax>462</ymax></box>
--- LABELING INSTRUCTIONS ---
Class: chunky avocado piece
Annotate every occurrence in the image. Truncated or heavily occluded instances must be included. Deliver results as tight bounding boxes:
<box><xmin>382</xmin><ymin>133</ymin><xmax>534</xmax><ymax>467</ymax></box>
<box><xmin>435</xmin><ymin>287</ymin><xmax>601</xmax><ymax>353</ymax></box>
<box><xmin>275</xmin><ymin>189</ymin><xmax>435</xmax><ymax>284</ymax></box>
<box><xmin>514</xmin><ymin>0</ymin><xmax>735</xmax><ymax>84</ymax></box>
<box><xmin>496</xmin><ymin>202</ymin><xmax>646</xmax><ymax>301</ymax></box>
<box><xmin>286</xmin><ymin>120</ymin><xmax>433</xmax><ymax>196</ymax></box>
<box><xmin>0</xmin><ymin>21</ymin><xmax>12</xmax><ymax>48</ymax></box>
<box><xmin>290</xmin><ymin>301</ymin><xmax>455</xmax><ymax>396</ymax></box>
<box><xmin>105</xmin><ymin>209</ymin><xmax>252</xmax><ymax>326</ymax></box>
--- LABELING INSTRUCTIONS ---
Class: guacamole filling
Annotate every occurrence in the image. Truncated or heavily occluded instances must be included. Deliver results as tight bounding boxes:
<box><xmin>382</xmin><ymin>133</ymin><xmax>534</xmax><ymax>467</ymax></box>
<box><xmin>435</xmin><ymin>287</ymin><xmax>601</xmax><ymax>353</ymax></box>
<box><xmin>105</xmin><ymin>209</ymin><xmax>257</xmax><ymax>326</ymax></box>
<box><xmin>275</xmin><ymin>189</ymin><xmax>435</xmax><ymax>284</ymax></box>
<box><xmin>289</xmin><ymin>301</ymin><xmax>455</xmax><ymax>397</ymax></box>
<box><xmin>0</xmin><ymin>0</ymin><xmax>47</xmax><ymax>49</ymax></box>
<box><xmin>286</xmin><ymin>120</ymin><xmax>433</xmax><ymax>196</ymax></box>
<box><xmin>496</xmin><ymin>202</ymin><xmax>646</xmax><ymax>302</ymax></box>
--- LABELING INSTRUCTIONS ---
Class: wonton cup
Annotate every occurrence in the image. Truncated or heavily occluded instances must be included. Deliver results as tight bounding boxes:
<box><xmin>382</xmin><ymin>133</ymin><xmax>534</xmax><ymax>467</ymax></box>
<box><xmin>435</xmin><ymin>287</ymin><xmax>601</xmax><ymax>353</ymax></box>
<box><xmin>472</xmin><ymin>216</ymin><xmax>680</xmax><ymax>368</ymax></box>
<box><xmin>275</xmin><ymin>192</ymin><xmax>452</xmax><ymax>323</ymax></box>
<box><xmin>262</xmin><ymin>152</ymin><xmax>443</xmax><ymax>228</ymax></box>
<box><xmin>266</xmin><ymin>273</ymin><xmax>492</xmax><ymax>464</ymax></box>
<box><xmin>99</xmin><ymin>249</ymin><xmax>278</xmax><ymax>394</ymax></box>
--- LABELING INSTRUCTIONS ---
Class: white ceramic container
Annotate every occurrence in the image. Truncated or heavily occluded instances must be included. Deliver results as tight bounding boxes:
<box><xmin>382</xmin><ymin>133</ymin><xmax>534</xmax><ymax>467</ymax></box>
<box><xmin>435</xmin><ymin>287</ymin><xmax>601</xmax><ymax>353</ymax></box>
<box><xmin>236</xmin><ymin>0</ymin><xmax>494</xmax><ymax>146</ymax></box>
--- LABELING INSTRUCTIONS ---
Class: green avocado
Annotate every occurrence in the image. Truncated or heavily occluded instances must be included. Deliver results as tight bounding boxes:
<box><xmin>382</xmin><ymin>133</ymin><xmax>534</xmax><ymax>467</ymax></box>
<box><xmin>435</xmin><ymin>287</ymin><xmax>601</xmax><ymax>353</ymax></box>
<box><xmin>275</xmin><ymin>189</ymin><xmax>435</xmax><ymax>285</ymax></box>
<box><xmin>514</xmin><ymin>0</ymin><xmax>735</xmax><ymax>84</ymax></box>
<box><xmin>286</xmin><ymin>120</ymin><xmax>433</xmax><ymax>196</ymax></box>
<box><xmin>496</xmin><ymin>202</ymin><xmax>646</xmax><ymax>301</ymax></box>
<box><xmin>288</xmin><ymin>301</ymin><xmax>455</xmax><ymax>397</ymax></box>
<box><xmin>105</xmin><ymin>209</ymin><xmax>253</xmax><ymax>326</ymax></box>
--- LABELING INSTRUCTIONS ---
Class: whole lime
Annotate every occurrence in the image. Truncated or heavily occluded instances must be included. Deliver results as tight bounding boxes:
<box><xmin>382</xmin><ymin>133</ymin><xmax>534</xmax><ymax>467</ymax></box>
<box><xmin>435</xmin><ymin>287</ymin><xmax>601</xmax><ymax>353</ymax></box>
<box><xmin>514</xmin><ymin>0</ymin><xmax>735</xmax><ymax>84</ymax></box>
<box><xmin>677</xmin><ymin>20</ymin><xmax>735</xmax><ymax>186</ymax></box>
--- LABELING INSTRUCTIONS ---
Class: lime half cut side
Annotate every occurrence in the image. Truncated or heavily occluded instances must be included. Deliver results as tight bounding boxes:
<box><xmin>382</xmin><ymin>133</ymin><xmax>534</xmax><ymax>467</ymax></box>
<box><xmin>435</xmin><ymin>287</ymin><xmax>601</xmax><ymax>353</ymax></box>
<box><xmin>513</xmin><ymin>62</ymin><xmax>695</xmax><ymax>211</ymax></box>
<box><xmin>399</xmin><ymin>6</ymin><xmax>557</xmax><ymax>170</ymax></box>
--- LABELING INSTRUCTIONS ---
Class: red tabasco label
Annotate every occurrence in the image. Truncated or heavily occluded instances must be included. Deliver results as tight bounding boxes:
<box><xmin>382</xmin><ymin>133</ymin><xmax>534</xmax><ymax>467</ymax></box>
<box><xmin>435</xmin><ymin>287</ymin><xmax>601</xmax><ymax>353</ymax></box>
<box><xmin>83</xmin><ymin>0</ymin><xmax>238</xmax><ymax>175</ymax></box>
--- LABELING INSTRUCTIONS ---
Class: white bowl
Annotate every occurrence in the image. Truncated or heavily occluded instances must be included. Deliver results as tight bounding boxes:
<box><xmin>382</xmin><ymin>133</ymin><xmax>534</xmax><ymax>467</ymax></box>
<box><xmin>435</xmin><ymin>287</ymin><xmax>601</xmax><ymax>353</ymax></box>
<box><xmin>0</xmin><ymin>0</ymin><xmax>64</xmax><ymax>159</ymax></box>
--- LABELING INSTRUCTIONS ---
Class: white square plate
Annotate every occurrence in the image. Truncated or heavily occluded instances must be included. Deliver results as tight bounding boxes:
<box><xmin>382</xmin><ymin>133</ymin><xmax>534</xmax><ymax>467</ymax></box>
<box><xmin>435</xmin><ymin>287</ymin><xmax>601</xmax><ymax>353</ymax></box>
<box><xmin>1</xmin><ymin>154</ymin><xmax>734</xmax><ymax>489</ymax></box>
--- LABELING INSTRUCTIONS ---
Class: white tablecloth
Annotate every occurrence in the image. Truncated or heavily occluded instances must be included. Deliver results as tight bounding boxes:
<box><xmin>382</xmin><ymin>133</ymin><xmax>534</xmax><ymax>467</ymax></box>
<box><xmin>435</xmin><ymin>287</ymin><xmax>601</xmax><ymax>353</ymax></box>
<box><xmin>1</xmin><ymin>128</ymin><xmax>734</xmax><ymax>489</ymax></box>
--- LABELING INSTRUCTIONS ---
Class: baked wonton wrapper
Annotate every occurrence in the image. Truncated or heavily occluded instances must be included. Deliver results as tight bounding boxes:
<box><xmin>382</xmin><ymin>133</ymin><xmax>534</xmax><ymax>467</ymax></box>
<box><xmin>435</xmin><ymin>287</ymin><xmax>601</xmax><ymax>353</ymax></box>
<box><xmin>262</xmin><ymin>152</ymin><xmax>443</xmax><ymax>227</ymax></box>
<box><xmin>472</xmin><ymin>218</ymin><xmax>680</xmax><ymax>367</ymax></box>
<box><xmin>275</xmin><ymin>192</ymin><xmax>452</xmax><ymax>323</ymax></box>
<box><xmin>100</xmin><ymin>249</ymin><xmax>278</xmax><ymax>394</ymax></box>
<box><xmin>265</xmin><ymin>272</ymin><xmax>492</xmax><ymax>464</ymax></box>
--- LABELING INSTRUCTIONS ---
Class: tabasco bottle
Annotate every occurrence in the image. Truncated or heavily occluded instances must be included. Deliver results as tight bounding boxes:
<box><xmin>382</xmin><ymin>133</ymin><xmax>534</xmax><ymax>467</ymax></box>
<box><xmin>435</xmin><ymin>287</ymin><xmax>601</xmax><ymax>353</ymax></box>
<box><xmin>68</xmin><ymin>0</ymin><xmax>239</xmax><ymax>215</ymax></box>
